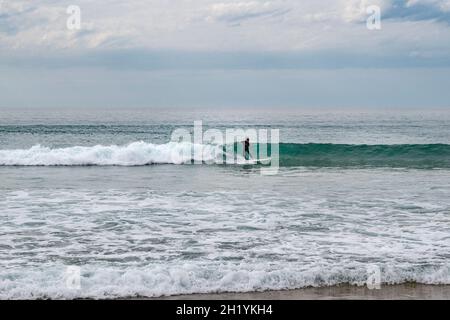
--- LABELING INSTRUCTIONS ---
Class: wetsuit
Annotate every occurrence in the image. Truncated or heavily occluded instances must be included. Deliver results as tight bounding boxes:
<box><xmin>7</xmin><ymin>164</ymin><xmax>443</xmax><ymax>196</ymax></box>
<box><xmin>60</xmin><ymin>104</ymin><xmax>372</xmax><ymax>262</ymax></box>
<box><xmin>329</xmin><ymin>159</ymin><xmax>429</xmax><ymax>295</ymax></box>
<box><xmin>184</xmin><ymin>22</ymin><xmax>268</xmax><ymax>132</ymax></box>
<box><xmin>244</xmin><ymin>140</ymin><xmax>250</xmax><ymax>160</ymax></box>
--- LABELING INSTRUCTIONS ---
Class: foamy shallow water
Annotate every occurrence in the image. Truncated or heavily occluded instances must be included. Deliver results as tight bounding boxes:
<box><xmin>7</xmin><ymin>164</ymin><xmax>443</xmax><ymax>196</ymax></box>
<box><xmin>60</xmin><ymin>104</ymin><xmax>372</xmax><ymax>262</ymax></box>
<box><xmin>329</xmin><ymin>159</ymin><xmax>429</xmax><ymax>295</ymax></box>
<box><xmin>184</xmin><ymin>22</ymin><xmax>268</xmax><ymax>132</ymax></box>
<box><xmin>1</xmin><ymin>166</ymin><xmax>449</xmax><ymax>299</ymax></box>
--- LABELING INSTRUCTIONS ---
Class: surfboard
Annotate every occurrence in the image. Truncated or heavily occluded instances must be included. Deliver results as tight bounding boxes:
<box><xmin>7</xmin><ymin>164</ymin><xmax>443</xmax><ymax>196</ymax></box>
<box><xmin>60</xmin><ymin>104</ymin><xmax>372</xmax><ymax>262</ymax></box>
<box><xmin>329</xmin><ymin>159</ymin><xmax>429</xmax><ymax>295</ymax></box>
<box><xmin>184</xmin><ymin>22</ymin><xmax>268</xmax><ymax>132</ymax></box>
<box><xmin>239</xmin><ymin>158</ymin><xmax>271</xmax><ymax>165</ymax></box>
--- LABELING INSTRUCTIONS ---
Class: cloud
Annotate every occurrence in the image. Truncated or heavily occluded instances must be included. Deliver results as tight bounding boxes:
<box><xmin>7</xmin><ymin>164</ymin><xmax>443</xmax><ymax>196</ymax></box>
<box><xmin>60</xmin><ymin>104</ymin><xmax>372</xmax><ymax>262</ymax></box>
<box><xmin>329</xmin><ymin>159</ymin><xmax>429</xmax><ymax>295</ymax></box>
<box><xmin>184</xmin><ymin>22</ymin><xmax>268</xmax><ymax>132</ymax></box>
<box><xmin>0</xmin><ymin>0</ymin><xmax>139</xmax><ymax>50</ymax></box>
<box><xmin>2</xmin><ymin>1</ymin><xmax>450</xmax><ymax>109</ymax></box>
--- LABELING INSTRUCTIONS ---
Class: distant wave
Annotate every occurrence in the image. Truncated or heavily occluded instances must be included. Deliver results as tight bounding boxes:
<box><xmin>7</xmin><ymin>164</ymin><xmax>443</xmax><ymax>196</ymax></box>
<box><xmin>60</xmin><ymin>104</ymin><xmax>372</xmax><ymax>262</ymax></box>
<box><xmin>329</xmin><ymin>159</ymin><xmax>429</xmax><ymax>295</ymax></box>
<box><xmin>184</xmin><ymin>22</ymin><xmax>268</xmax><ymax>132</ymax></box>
<box><xmin>0</xmin><ymin>142</ymin><xmax>449</xmax><ymax>168</ymax></box>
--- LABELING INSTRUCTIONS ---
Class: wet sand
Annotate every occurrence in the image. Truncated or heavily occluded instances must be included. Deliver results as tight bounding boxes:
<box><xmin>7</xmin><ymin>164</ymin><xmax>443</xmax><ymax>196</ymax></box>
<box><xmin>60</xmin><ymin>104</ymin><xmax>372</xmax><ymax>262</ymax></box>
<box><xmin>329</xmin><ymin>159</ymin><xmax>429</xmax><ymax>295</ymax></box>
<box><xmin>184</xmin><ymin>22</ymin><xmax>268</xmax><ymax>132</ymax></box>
<box><xmin>153</xmin><ymin>284</ymin><xmax>450</xmax><ymax>300</ymax></box>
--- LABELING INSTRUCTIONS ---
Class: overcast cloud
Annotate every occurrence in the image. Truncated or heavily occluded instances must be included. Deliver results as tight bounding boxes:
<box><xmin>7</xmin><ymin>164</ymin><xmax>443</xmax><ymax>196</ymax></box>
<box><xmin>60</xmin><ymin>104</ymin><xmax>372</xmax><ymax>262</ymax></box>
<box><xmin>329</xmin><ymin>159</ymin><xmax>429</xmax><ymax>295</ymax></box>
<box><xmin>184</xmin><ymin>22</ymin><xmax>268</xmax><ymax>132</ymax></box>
<box><xmin>1</xmin><ymin>1</ymin><xmax>450</xmax><ymax>108</ymax></box>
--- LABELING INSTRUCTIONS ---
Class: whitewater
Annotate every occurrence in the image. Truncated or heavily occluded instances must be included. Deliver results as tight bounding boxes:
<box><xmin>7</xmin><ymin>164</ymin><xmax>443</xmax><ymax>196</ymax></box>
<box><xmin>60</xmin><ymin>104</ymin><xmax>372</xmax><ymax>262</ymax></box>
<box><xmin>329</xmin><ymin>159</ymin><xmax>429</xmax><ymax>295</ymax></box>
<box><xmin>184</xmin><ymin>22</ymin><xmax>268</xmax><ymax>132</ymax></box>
<box><xmin>0</xmin><ymin>142</ymin><xmax>225</xmax><ymax>166</ymax></box>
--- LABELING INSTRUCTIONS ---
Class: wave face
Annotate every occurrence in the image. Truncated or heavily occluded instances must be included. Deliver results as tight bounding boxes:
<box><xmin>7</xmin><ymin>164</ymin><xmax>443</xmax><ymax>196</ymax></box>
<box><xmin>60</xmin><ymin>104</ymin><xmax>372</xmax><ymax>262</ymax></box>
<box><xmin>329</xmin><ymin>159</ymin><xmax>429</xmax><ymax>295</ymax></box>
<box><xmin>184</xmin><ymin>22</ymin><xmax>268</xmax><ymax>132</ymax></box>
<box><xmin>0</xmin><ymin>142</ymin><xmax>449</xmax><ymax>168</ymax></box>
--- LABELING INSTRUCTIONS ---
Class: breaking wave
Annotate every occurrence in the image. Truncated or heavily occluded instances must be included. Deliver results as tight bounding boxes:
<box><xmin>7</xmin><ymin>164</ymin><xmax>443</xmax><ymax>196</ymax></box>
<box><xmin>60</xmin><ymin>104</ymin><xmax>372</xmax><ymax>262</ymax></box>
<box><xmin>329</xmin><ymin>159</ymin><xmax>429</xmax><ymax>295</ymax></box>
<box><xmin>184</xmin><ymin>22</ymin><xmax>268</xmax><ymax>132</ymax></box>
<box><xmin>0</xmin><ymin>142</ymin><xmax>449</xmax><ymax>168</ymax></box>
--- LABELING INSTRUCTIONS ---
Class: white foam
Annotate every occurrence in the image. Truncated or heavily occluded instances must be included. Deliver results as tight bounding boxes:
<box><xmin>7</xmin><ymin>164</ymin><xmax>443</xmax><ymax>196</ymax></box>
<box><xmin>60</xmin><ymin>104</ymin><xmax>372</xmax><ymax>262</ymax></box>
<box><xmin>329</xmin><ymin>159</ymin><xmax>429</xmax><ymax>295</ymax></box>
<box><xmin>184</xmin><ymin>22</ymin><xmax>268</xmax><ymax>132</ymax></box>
<box><xmin>0</xmin><ymin>142</ymin><xmax>225</xmax><ymax>166</ymax></box>
<box><xmin>0</xmin><ymin>263</ymin><xmax>449</xmax><ymax>299</ymax></box>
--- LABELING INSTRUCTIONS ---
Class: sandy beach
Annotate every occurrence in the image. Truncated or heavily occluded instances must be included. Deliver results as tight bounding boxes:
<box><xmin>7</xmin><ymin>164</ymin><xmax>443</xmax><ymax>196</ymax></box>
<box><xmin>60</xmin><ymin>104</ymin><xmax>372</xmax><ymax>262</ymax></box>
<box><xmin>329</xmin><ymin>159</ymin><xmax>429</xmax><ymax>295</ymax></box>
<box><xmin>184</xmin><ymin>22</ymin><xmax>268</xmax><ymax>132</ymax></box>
<box><xmin>155</xmin><ymin>284</ymin><xmax>450</xmax><ymax>300</ymax></box>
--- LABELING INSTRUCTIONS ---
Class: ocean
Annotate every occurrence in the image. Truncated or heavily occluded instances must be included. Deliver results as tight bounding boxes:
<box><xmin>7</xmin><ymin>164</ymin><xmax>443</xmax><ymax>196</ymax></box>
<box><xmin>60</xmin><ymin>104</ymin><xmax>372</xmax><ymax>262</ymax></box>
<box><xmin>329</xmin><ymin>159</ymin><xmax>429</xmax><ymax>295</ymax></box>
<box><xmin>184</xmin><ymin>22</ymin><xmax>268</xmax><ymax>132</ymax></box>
<box><xmin>0</xmin><ymin>108</ymin><xmax>449</xmax><ymax>299</ymax></box>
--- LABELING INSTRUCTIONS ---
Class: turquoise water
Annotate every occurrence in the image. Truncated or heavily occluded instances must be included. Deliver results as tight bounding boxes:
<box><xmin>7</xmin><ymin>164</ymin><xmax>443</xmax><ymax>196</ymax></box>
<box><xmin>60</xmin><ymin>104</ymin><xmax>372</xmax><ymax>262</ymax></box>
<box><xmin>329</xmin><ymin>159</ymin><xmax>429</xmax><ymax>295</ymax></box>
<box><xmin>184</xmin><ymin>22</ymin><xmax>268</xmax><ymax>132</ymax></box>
<box><xmin>0</xmin><ymin>108</ymin><xmax>449</xmax><ymax>298</ymax></box>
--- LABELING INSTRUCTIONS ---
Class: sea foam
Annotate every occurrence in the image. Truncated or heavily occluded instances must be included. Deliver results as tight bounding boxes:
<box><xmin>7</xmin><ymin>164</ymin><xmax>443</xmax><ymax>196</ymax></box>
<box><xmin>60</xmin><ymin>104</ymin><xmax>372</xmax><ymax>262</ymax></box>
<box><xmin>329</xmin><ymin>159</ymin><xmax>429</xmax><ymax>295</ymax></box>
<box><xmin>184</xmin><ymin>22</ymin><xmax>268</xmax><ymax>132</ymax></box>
<box><xmin>0</xmin><ymin>141</ymin><xmax>224</xmax><ymax>166</ymax></box>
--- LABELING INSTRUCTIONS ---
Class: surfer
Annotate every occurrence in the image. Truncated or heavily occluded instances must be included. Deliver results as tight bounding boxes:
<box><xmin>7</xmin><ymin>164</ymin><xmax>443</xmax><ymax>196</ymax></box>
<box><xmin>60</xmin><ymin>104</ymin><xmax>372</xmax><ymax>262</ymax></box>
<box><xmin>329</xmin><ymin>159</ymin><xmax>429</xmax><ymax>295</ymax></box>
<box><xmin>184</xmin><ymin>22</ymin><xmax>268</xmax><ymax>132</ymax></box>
<box><xmin>243</xmin><ymin>137</ymin><xmax>252</xmax><ymax>160</ymax></box>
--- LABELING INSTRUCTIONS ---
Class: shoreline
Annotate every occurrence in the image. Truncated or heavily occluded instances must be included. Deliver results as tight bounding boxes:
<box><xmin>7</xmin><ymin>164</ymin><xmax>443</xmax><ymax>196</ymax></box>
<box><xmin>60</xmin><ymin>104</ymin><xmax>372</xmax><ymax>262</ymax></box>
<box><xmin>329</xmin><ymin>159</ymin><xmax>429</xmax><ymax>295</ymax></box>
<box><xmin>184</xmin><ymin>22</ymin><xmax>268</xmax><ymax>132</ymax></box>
<box><xmin>146</xmin><ymin>284</ymin><xmax>450</xmax><ymax>300</ymax></box>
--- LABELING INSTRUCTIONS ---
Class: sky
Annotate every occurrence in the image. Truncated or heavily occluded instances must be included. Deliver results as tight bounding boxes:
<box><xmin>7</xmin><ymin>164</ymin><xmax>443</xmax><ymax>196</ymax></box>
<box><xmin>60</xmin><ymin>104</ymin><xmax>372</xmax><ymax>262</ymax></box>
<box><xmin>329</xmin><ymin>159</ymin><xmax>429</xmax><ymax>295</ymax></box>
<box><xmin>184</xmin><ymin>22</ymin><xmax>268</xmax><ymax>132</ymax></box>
<box><xmin>1</xmin><ymin>0</ymin><xmax>450</xmax><ymax>109</ymax></box>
